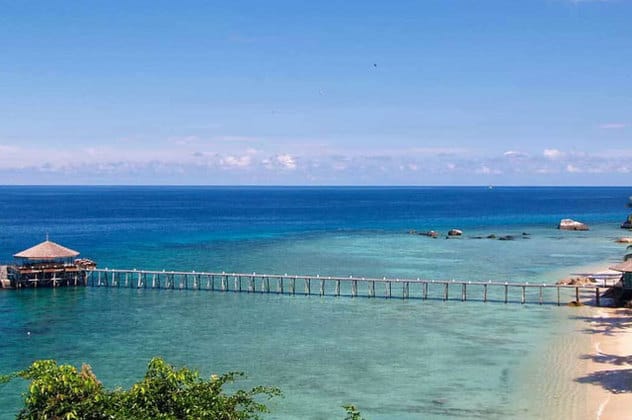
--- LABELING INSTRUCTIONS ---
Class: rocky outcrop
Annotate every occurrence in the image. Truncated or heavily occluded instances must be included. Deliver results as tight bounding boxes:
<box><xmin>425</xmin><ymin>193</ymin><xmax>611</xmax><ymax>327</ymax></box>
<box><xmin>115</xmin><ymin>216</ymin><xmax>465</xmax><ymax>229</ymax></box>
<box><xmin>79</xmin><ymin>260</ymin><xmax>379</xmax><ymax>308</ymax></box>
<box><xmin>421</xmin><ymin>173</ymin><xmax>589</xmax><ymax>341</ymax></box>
<box><xmin>409</xmin><ymin>229</ymin><xmax>439</xmax><ymax>238</ymax></box>
<box><xmin>556</xmin><ymin>276</ymin><xmax>596</xmax><ymax>286</ymax></box>
<box><xmin>558</xmin><ymin>219</ymin><xmax>589</xmax><ymax>231</ymax></box>
<box><xmin>447</xmin><ymin>229</ymin><xmax>462</xmax><ymax>237</ymax></box>
<box><xmin>421</xmin><ymin>230</ymin><xmax>439</xmax><ymax>238</ymax></box>
<box><xmin>621</xmin><ymin>214</ymin><xmax>632</xmax><ymax>230</ymax></box>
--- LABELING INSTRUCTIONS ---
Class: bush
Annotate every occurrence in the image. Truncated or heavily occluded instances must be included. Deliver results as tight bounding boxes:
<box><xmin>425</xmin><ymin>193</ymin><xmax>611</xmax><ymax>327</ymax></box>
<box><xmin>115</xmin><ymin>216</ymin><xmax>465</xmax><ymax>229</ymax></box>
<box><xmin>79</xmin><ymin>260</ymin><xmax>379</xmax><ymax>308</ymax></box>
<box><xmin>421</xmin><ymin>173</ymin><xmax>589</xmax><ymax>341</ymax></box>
<box><xmin>1</xmin><ymin>357</ymin><xmax>281</xmax><ymax>420</ymax></box>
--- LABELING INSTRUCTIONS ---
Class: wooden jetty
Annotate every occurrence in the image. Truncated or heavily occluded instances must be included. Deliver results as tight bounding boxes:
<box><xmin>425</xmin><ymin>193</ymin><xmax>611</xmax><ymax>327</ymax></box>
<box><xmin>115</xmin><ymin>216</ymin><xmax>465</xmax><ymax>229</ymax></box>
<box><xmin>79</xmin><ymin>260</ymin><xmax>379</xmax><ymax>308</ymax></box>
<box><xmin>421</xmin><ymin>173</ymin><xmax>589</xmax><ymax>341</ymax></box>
<box><xmin>87</xmin><ymin>268</ymin><xmax>612</xmax><ymax>306</ymax></box>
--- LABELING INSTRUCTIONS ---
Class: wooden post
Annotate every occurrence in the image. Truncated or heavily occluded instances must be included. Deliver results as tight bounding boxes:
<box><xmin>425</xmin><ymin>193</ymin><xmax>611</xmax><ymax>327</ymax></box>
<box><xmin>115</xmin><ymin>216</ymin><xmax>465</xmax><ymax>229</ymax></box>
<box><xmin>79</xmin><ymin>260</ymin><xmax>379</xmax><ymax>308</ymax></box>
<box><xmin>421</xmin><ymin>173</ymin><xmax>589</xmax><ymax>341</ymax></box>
<box><xmin>352</xmin><ymin>280</ymin><xmax>357</xmax><ymax>297</ymax></box>
<box><xmin>539</xmin><ymin>286</ymin><xmax>543</xmax><ymax>305</ymax></box>
<box><xmin>97</xmin><ymin>271</ymin><xmax>102</xmax><ymax>287</ymax></box>
<box><xmin>504</xmin><ymin>283</ymin><xmax>508</xmax><ymax>304</ymax></box>
<box><xmin>305</xmin><ymin>278</ymin><xmax>310</xmax><ymax>295</ymax></box>
<box><xmin>320</xmin><ymin>278</ymin><xmax>325</xmax><ymax>296</ymax></box>
<box><xmin>521</xmin><ymin>286</ymin><xmax>526</xmax><ymax>304</ymax></box>
<box><xmin>403</xmin><ymin>282</ymin><xmax>409</xmax><ymax>299</ymax></box>
<box><xmin>221</xmin><ymin>275</ymin><xmax>227</xmax><ymax>292</ymax></box>
<box><xmin>461</xmin><ymin>283</ymin><xmax>466</xmax><ymax>301</ymax></box>
<box><xmin>443</xmin><ymin>283</ymin><xmax>448</xmax><ymax>301</ymax></box>
<box><xmin>138</xmin><ymin>271</ymin><xmax>143</xmax><ymax>288</ymax></box>
<box><xmin>557</xmin><ymin>286</ymin><xmax>560</xmax><ymax>306</ymax></box>
<box><xmin>575</xmin><ymin>287</ymin><xmax>579</xmax><ymax>303</ymax></box>
<box><xmin>265</xmin><ymin>277</ymin><xmax>270</xmax><ymax>293</ymax></box>
<box><xmin>369</xmin><ymin>281</ymin><xmax>375</xmax><ymax>298</ymax></box>
<box><xmin>387</xmin><ymin>281</ymin><xmax>392</xmax><ymax>298</ymax></box>
<box><xmin>596</xmin><ymin>287</ymin><xmax>601</xmax><ymax>307</ymax></box>
<box><xmin>279</xmin><ymin>276</ymin><xmax>284</xmax><ymax>294</ymax></box>
<box><xmin>335</xmin><ymin>279</ymin><xmax>340</xmax><ymax>296</ymax></box>
<box><xmin>249</xmin><ymin>276</ymin><xmax>254</xmax><ymax>293</ymax></box>
<box><xmin>483</xmin><ymin>284</ymin><xmax>488</xmax><ymax>302</ymax></box>
<box><xmin>423</xmin><ymin>282</ymin><xmax>428</xmax><ymax>300</ymax></box>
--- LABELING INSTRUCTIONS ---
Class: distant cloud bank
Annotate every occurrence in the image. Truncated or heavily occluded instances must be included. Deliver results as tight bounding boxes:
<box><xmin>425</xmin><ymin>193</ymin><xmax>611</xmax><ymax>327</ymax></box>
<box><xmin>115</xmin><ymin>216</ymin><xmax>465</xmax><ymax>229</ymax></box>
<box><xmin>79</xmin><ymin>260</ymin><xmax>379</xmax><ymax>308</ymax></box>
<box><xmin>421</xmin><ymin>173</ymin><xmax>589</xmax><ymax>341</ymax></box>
<box><xmin>0</xmin><ymin>141</ymin><xmax>630</xmax><ymax>185</ymax></box>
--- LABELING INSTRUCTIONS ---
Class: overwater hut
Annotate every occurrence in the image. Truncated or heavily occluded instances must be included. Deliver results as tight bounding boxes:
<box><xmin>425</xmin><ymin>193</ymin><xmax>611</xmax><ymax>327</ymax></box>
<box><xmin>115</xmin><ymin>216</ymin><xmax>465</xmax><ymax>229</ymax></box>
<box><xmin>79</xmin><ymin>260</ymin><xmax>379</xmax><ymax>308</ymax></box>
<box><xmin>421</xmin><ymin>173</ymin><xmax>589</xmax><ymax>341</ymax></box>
<box><xmin>610</xmin><ymin>259</ymin><xmax>632</xmax><ymax>290</ymax></box>
<box><xmin>7</xmin><ymin>239</ymin><xmax>95</xmax><ymax>288</ymax></box>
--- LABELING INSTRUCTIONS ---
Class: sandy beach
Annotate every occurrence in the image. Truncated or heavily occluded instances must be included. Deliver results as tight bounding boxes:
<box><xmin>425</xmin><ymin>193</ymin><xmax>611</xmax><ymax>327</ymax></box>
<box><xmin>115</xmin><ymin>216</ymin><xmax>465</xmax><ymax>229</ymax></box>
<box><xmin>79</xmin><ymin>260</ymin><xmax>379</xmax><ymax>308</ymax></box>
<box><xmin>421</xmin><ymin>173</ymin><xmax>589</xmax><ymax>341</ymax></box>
<box><xmin>580</xmin><ymin>306</ymin><xmax>632</xmax><ymax>420</ymax></box>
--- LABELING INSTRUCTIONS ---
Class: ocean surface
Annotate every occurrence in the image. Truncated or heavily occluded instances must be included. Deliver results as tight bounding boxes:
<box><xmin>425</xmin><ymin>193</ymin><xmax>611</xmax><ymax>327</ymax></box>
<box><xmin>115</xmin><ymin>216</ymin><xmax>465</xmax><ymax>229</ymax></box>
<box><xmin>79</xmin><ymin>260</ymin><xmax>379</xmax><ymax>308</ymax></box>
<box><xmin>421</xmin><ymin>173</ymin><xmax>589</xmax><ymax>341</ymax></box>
<box><xmin>0</xmin><ymin>186</ymin><xmax>629</xmax><ymax>419</ymax></box>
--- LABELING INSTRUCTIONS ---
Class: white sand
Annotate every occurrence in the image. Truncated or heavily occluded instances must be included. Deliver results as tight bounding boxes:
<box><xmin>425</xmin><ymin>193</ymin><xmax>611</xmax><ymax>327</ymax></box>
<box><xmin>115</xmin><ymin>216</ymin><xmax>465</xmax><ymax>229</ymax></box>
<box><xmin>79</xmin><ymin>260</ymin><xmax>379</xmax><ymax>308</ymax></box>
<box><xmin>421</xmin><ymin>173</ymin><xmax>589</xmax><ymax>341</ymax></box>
<box><xmin>583</xmin><ymin>306</ymin><xmax>632</xmax><ymax>420</ymax></box>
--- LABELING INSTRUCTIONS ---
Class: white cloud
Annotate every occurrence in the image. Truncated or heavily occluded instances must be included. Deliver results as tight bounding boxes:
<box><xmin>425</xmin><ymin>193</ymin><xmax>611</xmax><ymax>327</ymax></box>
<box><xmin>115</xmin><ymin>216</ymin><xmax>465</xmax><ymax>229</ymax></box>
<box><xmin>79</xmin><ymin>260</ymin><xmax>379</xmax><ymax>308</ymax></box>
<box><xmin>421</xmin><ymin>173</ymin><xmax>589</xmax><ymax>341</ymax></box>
<box><xmin>220</xmin><ymin>155</ymin><xmax>252</xmax><ymax>168</ymax></box>
<box><xmin>543</xmin><ymin>149</ymin><xmax>564</xmax><ymax>160</ymax></box>
<box><xmin>275</xmin><ymin>154</ymin><xmax>297</xmax><ymax>170</ymax></box>
<box><xmin>503</xmin><ymin>150</ymin><xmax>529</xmax><ymax>158</ymax></box>
<box><xmin>566</xmin><ymin>164</ymin><xmax>581</xmax><ymax>173</ymax></box>
<box><xmin>475</xmin><ymin>165</ymin><xmax>502</xmax><ymax>175</ymax></box>
<box><xmin>599</xmin><ymin>123</ymin><xmax>627</xmax><ymax>129</ymax></box>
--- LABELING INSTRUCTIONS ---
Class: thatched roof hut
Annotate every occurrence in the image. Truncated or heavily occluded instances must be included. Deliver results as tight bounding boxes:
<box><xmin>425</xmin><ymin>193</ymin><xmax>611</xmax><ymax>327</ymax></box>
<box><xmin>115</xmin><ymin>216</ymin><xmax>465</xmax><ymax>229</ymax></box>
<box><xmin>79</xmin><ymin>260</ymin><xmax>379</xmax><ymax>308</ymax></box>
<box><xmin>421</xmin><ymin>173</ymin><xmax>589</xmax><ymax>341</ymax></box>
<box><xmin>14</xmin><ymin>240</ymin><xmax>79</xmax><ymax>261</ymax></box>
<box><xmin>610</xmin><ymin>259</ymin><xmax>632</xmax><ymax>273</ymax></box>
<box><xmin>611</xmin><ymin>259</ymin><xmax>632</xmax><ymax>289</ymax></box>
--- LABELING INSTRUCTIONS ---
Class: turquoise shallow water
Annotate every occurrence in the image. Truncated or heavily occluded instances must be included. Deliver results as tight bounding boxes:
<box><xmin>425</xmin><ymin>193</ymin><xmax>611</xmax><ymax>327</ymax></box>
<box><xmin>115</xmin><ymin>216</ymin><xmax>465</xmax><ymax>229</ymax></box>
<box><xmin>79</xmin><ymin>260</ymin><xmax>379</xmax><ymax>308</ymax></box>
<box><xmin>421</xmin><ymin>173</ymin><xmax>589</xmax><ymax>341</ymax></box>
<box><xmin>0</xmin><ymin>186</ymin><xmax>630</xmax><ymax>418</ymax></box>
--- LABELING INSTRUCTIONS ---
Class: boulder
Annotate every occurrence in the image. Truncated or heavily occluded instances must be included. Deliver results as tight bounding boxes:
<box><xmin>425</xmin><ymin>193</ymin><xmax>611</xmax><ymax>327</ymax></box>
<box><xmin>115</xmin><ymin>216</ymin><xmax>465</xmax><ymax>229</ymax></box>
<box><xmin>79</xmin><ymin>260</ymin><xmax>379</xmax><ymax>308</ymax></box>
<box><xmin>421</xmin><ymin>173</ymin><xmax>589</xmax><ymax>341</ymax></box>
<box><xmin>447</xmin><ymin>229</ymin><xmax>462</xmax><ymax>236</ymax></box>
<box><xmin>419</xmin><ymin>230</ymin><xmax>439</xmax><ymax>238</ymax></box>
<box><xmin>498</xmin><ymin>235</ymin><xmax>515</xmax><ymax>241</ymax></box>
<box><xmin>556</xmin><ymin>276</ymin><xmax>596</xmax><ymax>286</ymax></box>
<box><xmin>621</xmin><ymin>214</ymin><xmax>632</xmax><ymax>230</ymax></box>
<box><xmin>615</xmin><ymin>237</ymin><xmax>632</xmax><ymax>244</ymax></box>
<box><xmin>486</xmin><ymin>234</ymin><xmax>497</xmax><ymax>239</ymax></box>
<box><xmin>558</xmin><ymin>219</ymin><xmax>589</xmax><ymax>231</ymax></box>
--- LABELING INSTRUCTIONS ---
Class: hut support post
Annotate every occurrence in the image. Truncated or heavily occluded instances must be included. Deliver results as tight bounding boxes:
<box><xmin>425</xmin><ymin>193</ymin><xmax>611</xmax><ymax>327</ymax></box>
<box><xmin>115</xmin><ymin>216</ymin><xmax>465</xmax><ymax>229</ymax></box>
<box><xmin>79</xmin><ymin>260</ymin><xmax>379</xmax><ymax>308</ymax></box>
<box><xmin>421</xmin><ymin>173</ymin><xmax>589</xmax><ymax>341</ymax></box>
<box><xmin>596</xmin><ymin>287</ymin><xmax>601</xmax><ymax>307</ymax></box>
<box><xmin>483</xmin><ymin>284</ymin><xmax>488</xmax><ymax>302</ymax></box>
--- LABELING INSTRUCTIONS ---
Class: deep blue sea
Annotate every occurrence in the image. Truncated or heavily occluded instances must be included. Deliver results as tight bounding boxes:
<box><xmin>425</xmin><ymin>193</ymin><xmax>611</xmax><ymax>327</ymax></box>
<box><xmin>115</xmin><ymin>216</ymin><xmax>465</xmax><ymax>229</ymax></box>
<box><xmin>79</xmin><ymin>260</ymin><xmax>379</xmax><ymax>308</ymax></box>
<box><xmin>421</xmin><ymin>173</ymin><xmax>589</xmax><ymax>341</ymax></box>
<box><xmin>0</xmin><ymin>186</ymin><xmax>630</xmax><ymax>419</ymax></box>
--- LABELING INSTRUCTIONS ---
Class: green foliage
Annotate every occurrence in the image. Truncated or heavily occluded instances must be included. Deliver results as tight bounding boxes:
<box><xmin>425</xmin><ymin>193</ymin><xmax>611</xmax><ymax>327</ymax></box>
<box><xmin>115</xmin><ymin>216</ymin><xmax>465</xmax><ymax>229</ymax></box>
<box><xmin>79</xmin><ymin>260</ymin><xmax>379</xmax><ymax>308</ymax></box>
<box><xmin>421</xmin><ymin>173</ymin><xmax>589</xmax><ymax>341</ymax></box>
<box><xmin>3</xmin><ymin>357</ymin><xmax>281</xmax><ymax>420</ymax></box>
<box><xmin>343</xmin><ymin>404</ymin><xmax>363</xmax><ymax>420</ymax></box>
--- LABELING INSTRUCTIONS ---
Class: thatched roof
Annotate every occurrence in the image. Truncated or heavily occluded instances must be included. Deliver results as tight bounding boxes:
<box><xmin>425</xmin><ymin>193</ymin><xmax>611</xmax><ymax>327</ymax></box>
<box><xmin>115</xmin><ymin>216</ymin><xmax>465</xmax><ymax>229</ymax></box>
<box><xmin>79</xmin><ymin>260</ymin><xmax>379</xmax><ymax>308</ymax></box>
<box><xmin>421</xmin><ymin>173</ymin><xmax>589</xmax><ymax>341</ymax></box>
<box><xmin>14</xmin><ymin>240</ymin><xmax>80</xmax><ymax>260</ymax></box>
<box><xmin>610</xmin><ymin>259</ymin><xmax>632</xmax><ymax>273</ymax></box>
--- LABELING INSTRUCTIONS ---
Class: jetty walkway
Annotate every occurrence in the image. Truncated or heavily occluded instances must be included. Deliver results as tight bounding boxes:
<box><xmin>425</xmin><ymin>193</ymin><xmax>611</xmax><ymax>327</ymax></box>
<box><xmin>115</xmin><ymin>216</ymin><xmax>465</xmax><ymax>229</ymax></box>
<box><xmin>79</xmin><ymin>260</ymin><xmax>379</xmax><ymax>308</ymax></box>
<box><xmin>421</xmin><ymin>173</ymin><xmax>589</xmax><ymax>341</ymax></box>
<box><xmin>87</xmin><ymin>268</ymin><xmax>619</xmax><ymax>306</ymax></box>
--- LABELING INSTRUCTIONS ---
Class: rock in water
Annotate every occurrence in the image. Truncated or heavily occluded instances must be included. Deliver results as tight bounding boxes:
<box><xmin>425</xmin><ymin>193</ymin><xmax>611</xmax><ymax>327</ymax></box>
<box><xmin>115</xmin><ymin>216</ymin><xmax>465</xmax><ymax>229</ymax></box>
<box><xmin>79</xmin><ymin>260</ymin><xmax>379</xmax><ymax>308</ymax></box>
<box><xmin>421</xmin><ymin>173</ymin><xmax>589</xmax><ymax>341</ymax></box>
<box><xmin>615</xmin><ymin>237</ymin><xmax>632</xmax><ymax>244</ymax></box>
<box><xmin>558</xmin><ymin>219</ymin><xmax>589</xmax><ymax>231</ymax></box>
<box><xmin>621</xmin><ymin>214</ymin><xmax>632</xmax><ymax>230</ymax></box>
<box><xmin>447</xmin><ymin>229</ymin><xmax>462</xmax><ymax>236</ymax></box>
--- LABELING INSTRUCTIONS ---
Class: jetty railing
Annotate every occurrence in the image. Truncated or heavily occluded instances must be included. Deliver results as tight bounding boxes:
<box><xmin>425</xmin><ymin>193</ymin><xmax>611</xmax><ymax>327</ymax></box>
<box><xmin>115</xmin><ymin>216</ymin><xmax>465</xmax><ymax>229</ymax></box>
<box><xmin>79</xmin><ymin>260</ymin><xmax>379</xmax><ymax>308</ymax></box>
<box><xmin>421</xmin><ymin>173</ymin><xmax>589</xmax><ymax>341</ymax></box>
<box><xmin>86</xmin><ymin>268</ymin><xmax>613</xmax><ymax>306</ymax></box>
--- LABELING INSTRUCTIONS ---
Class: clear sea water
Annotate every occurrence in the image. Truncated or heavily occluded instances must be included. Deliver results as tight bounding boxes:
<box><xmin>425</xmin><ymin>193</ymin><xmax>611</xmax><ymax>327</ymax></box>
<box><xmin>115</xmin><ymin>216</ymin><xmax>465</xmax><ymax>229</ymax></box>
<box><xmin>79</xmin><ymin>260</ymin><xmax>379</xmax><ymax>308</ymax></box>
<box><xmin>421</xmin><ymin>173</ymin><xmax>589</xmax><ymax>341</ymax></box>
<box><xmin>0</xmin><ymin>186</ymin><xmax>629</xmax><ymax>419</ymax></box>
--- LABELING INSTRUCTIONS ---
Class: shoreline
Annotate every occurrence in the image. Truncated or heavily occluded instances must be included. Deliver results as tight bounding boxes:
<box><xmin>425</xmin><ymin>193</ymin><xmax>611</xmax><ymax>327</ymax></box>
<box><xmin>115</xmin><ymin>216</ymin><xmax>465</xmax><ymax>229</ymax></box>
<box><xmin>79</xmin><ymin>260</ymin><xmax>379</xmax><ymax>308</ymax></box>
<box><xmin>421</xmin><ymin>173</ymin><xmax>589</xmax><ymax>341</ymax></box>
<box><xmin>565</xmin><ymin>262</ymin><xmax>632</xmax><ymax>420</ymax></box>
<box><xmin>581</xmin><ymin>306</ymin><xmax>632</xmax><ymax>420</ymax></box>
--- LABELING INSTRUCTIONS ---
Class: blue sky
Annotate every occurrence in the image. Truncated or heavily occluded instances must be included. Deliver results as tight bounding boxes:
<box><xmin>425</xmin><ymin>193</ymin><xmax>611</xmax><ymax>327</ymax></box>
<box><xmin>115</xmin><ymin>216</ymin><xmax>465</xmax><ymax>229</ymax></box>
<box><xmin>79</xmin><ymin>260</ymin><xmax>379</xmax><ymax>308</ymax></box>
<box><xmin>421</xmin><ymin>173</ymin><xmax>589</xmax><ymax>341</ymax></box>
<box><xmin>1</xmin><ymin>0</ymin><xmax>631</xmax><ymax>185</ymax></box>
